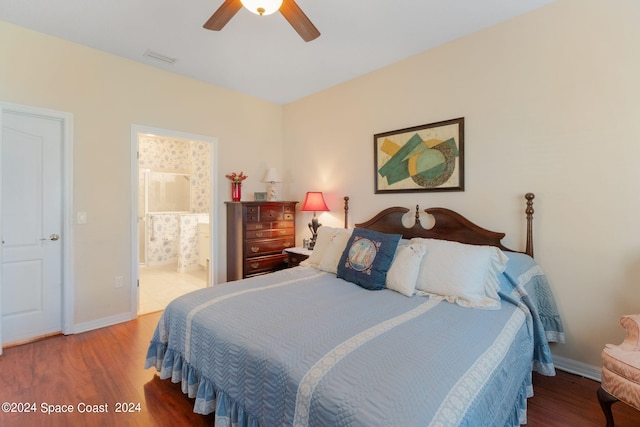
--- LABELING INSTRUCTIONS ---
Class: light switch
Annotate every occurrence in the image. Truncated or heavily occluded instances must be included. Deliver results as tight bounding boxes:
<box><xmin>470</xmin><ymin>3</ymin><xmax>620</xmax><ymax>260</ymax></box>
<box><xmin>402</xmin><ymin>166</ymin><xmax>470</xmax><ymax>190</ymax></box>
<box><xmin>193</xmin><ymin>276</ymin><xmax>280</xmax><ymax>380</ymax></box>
<box><xmin>77</xmin><ymin>211</ymin><xmax>87</xmax><ymax>224</ymax></box>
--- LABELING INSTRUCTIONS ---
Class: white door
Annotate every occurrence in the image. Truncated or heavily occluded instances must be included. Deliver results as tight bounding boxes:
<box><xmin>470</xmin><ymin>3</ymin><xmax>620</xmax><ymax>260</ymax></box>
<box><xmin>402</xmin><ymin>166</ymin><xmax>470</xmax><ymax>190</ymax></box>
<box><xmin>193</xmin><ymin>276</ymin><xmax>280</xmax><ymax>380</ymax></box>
<box><xmin>1</xmin><ymin>110</ymin><xmax>63</xmax><ymax>344</ymax></box>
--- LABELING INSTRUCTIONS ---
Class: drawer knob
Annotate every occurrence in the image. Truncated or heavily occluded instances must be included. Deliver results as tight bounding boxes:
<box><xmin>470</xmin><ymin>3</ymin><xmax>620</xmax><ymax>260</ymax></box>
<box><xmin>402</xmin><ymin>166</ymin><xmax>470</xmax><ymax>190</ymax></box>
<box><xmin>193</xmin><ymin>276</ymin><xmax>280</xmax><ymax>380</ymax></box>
<box><xmin>251</xmin><ymin>246</ymin><xmax>260</xmax><ymax>253</ymax></box>
<box><xmin>279</xmin><ymin>230</ymin><xmax>286</xmax><ymax>235</ymax></box>
<box><xmin>251</xmin><ymin>262</ymin><xmax>259</xmax><ymax>269</ymax></box>
<box><xmin>255</xmin><ymin>224</ymin><xmax>263</xmax><ymax>229</ymax></box>
<box><xmin>256</xmin><ymin>232</ymin><xmax>264</xmax><ymax>237</ymax></box>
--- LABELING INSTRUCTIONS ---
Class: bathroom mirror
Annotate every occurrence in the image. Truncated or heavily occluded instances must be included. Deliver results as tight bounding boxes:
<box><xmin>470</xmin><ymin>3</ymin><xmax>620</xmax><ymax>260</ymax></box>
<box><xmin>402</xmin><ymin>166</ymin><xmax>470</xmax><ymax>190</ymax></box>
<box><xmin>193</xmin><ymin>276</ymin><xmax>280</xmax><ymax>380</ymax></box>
<box><xmin>147</xmin><ymin>172</ymin><xmax>191</xmax><ymax>213</ymax></box>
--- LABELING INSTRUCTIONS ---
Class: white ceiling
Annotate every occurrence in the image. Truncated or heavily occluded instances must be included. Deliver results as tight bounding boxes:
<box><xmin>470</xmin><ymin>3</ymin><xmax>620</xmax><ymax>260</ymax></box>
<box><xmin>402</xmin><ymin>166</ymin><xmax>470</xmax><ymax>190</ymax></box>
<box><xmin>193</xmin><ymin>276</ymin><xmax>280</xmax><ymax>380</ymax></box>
<box><xmin>0</xmin><ymin>0</ymin><xmax>555</xmax><ymax>105</ymax></box>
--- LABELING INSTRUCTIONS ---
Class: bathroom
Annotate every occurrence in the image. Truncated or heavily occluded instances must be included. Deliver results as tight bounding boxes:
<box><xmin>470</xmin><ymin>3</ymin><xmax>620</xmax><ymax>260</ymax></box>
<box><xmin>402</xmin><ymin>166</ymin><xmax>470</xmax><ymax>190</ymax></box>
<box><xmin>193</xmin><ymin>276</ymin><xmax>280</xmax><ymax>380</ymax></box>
<box><xmin>137</xmin><ymin>134</ymin><xmax>211</xmax><ymax>314</ymax></box>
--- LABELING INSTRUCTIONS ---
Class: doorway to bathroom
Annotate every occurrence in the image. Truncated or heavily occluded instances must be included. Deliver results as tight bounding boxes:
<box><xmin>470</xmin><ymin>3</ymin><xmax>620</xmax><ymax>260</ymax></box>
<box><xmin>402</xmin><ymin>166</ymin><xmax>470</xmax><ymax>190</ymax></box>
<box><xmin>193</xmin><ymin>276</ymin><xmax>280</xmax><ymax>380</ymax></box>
<box><xmin>131</xmin><ymin>126</ymin><xmax>217</xmax><ymax>315</ymax></box>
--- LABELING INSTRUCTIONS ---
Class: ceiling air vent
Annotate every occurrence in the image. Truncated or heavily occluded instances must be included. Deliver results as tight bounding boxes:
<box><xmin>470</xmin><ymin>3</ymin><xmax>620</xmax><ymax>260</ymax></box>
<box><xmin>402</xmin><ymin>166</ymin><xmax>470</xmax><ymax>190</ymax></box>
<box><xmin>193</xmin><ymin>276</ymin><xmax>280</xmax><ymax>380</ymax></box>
<box><xmin>143</xmin><ymin>49</ymin><xmax>177</xmax><ymax>65</ymax></box>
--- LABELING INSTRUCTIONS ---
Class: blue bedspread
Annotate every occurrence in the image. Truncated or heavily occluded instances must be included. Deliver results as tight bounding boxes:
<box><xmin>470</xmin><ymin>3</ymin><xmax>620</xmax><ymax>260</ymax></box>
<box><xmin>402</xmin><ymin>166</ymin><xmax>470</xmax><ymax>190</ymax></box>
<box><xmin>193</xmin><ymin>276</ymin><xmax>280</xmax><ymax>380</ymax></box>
<box><xmin>145</xmin><ymin>253</ymin><xmax>563</xmax><ymax>426</ymax></box>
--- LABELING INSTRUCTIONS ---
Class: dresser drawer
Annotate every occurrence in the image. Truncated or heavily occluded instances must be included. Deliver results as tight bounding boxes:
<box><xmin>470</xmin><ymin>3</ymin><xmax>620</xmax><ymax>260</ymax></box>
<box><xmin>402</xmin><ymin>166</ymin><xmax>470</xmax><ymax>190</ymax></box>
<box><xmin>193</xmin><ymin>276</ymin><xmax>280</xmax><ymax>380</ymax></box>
<box><xmin>245</xmin><ymin>205</ymin><xmax>260</xmax><ymax>222</ymax></box>
<box><xmin>271</xmin><ymin>228</ymin><xmax>293</xmax><ymax>237</ymax></box>
<box><xmin>272</xmin><ymin>221</ymin><xmax>294</xmax><ymax>229</ymax></box>
<box><xmin>245</xmin><ymin>254</ymin><xmax>288</xmax><ymax>276</ymax></box>
<box><xmin>245</xmin><ymin>238</ymin><xmax>294</xmax><ymax>257</ymax></box>
<box><xmin>246</xmin><ymin>222</ymin><xmax>269</xmax><ymax>231</ymax></box>
<box><xmin>246</xmin><ymin>227</ymin><xmax>293</xmax><ymax>239</ymax></box>
<box><xmin>260</xmin><ymin>205</ymin><xmax>284</xmax><ymax>222</ymax></box>
<box><xmin>245</xmin><ymin>228</ymin><xmax>271</xmax><ymax>239</ymax></box>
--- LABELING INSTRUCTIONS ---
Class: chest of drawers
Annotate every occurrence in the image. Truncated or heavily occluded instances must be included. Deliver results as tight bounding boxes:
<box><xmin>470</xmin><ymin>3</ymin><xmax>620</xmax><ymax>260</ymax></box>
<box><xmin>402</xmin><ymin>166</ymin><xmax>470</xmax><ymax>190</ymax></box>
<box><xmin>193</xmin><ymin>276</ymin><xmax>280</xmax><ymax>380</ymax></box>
<box><xmin>226</xmin><ymin>201</ymin><xmax>298</xmax><ymax>281</ymax></box>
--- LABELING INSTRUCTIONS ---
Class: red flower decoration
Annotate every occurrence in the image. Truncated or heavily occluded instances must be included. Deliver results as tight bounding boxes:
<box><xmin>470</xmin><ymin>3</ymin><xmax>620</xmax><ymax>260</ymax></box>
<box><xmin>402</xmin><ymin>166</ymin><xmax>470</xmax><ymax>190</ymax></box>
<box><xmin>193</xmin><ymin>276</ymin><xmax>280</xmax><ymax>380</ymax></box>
<box><xmin>225</xmin><ymin>172</ymin><xmax>248</xmax><ymax>183</ymax></box>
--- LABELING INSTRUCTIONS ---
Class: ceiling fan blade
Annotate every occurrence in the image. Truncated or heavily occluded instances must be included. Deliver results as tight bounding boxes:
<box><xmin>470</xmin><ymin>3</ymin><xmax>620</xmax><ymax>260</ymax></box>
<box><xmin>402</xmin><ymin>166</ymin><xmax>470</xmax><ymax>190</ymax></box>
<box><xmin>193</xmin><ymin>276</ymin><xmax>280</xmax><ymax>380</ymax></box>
<box><xmin>279</xmin><ymin>0</ymin><xmax>320</xmax><ymax>42</ymax></box>
<box><xmin>203</xmin><ymin>0</ymin><xmax>243</xmax><ymax>31</ymax></box>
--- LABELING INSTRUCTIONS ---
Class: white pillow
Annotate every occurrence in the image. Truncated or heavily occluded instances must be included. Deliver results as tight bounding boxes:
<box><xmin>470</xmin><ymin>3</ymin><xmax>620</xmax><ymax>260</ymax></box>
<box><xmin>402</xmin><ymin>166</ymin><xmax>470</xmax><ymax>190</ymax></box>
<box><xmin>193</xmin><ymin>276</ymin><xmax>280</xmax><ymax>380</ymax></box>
<box><xmin>300</xmin><ymin>226</ymin><xmax>340</xmax><ymax>267</ymax></box>
<box><xmin>317</xmin><ymin>230</ymin><xmax>352</xmax><ymax>273</ymax></box>
<box><xmin>385</xmin><ymin>243</ymin><xmax>427</xmax><ymax>297</ymax></box>
<box><xmin>411</xmin><ymin>238</ymin><xmax>508</xmax><ymax>309</ymax></box>
<box><xmin>300</xmin><ymin>227</ymin><xmax>352</xmax><ymax>271</ymax></box>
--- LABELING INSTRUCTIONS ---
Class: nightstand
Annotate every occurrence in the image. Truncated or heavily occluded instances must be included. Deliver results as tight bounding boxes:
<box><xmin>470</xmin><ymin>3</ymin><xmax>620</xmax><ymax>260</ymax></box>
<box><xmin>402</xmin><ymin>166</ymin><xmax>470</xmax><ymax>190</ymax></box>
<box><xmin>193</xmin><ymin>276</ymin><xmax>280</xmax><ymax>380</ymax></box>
<box><xmin>284</xmin><ymin>247</ymin><xmax>312</xmax><ymax>268</ymax></box>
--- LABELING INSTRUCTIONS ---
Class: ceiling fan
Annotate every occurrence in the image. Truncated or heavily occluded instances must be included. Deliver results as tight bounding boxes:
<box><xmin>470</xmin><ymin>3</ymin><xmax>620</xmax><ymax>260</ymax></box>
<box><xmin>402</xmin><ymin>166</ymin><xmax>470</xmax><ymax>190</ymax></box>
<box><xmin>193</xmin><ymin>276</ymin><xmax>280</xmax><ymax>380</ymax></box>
<box><xmin>203</xmin><ymin>0</ymin><xmax>320</xmax><ymax>42</ymax></box>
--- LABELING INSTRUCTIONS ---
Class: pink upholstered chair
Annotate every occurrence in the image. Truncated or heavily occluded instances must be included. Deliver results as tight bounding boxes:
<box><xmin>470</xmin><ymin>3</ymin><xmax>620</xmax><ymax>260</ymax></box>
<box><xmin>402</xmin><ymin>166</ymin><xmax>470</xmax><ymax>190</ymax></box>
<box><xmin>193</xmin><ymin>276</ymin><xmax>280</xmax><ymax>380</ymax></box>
<box><xmin>598</xmin><ymin>314</ymin><xmax>640</xmax><ymax>426</ymax></box>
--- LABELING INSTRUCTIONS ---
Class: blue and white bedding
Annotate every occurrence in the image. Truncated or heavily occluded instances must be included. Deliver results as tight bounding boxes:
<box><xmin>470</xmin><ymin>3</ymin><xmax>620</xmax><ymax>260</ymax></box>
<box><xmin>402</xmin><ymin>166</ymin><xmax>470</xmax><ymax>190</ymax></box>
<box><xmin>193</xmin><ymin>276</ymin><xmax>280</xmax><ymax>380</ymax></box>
<box><xmin>145</xmin><ymin>252</ymin><xmax>563</xmax><ymax>427</ymax></box>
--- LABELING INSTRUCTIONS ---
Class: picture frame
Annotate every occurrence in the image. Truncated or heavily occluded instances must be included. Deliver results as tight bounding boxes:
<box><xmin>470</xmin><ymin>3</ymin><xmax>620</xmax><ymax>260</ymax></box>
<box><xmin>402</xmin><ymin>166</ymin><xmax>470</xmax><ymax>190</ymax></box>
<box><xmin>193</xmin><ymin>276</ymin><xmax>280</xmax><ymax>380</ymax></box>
<box><xmin>254</xmin><ymin>192</ymin><xmax>267</xmax><ymax>201</ymax></box>
<box><xmin>374</xmin><ymin>117</ymin><xmax>464</xmax><ymax>193</ymax></box>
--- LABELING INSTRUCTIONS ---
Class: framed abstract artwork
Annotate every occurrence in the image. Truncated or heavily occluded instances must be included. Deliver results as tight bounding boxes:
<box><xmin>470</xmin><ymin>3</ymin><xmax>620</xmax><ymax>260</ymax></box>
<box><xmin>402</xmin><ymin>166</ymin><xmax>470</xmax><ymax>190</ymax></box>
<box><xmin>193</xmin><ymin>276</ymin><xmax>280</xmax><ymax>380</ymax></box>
<box><xmin>374</xmin><ymin>117</ymin><xmax>464</xmax><ymax>193</ymax></box>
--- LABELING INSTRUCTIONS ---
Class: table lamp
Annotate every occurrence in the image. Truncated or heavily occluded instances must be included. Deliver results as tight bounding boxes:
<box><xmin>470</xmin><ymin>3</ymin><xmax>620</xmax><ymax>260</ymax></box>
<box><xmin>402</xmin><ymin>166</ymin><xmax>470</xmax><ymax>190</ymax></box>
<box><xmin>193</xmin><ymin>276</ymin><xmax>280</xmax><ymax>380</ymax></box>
<box><xmin>300</xmin><ymin>191</ymin><xmax>329</xmax><ymax>249</ymax></box>
<box><xmin>262</xmin><ymin>168</ymin><xmax>281</xmax><ymax>201</ymax></box>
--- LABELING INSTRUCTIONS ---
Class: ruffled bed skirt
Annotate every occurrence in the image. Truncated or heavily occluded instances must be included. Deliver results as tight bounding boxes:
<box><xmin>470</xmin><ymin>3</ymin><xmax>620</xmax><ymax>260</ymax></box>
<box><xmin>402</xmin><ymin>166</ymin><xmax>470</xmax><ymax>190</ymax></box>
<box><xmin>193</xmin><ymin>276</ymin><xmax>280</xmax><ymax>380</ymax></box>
<box><xmin>145</xmin><ymin>339</ymin><xmax>536</xmax><ymax>427</ymax></box>
<box><xmin>145</xmin><ymin>341</ymin><xmax>260</xmax><ymax>427</ymax></box>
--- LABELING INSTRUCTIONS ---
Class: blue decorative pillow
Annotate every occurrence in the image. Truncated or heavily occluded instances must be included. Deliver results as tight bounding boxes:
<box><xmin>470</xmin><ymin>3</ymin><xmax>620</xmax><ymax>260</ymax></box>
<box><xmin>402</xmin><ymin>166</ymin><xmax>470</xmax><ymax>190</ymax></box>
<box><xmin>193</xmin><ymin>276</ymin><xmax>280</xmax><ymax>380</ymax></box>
<box><xmin>337</xmin><ymin>228</ymin><xmax>402</xmax><ymax>290</ymax></box>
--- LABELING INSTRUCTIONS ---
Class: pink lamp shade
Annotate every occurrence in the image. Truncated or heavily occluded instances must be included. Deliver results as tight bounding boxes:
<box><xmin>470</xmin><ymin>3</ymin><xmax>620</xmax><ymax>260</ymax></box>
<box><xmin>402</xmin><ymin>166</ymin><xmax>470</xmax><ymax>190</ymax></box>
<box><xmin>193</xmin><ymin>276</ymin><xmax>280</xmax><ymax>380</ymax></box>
<box><xmin>301</xmin><ymin>192</ymin><xmax>329</xmax><ymax>212</ymax></box>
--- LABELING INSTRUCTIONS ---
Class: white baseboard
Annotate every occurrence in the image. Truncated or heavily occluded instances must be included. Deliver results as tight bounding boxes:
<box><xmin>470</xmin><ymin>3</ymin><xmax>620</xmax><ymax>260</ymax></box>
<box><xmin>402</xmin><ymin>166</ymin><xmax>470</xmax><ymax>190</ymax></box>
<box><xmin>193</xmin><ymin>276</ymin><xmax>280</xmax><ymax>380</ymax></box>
<box><xmin>553</xmin><ymin>354</ymin><xmax>602</xmax><ymax>382</ymax></box>
<box><xmin>72</xmin><ymin>312</ymin><xmax>136</xmax><ymax>334</ymax></box>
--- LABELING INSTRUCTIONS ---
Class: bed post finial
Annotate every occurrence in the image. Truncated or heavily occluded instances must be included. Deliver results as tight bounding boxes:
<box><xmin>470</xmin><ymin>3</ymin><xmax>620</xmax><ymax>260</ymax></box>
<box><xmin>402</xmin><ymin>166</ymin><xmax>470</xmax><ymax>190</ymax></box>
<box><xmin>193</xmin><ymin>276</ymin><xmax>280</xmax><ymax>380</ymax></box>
<box><xmin>525</xmin><ymin>193</ymin><xmax>535</xmax><ymax>258</ymax></box>
<box><xmin>344</xmin><ymin>196</ymin><xmax>350</xmax><ymax>229</ymax></box>
<box><xmin>415</xmin><ymin>205</ymin><xmax>421</xmax><ymax>226</ymax></box>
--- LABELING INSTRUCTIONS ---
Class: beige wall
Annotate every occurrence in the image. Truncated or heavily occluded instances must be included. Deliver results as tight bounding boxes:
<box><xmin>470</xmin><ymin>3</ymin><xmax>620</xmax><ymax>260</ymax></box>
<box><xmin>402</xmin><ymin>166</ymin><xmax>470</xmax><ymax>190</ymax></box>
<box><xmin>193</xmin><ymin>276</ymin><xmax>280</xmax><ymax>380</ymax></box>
<box><xmin>283</xmin><ymin>0</ymin><xmax>640</xmax><ymax>371</ymax></box>
<box><xmin>0</xmin><ymin>21</ymin><xmax>284</xmax><ymax>326</ymax></box>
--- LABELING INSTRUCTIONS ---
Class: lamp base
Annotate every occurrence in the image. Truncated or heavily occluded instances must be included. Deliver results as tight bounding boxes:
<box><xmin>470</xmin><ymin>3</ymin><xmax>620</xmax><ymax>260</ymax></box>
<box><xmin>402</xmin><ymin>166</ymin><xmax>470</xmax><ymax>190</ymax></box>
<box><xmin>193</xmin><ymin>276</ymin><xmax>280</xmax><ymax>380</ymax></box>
<box><xmin>267</xmin><ymin>182</ymin><xmax>278</xmax><ymax>201</ymax></box>
<box><xmin>308</xmin><ymin>216</ymin><xmax>321</xmax><ymax>250</ymax></box>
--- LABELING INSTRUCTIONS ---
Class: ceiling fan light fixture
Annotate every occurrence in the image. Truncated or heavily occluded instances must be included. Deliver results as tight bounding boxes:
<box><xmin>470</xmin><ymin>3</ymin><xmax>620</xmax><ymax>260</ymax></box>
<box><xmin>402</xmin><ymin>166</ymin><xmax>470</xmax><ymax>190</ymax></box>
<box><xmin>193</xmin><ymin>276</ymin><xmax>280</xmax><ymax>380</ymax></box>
<box><xmin>240</xmin><ymin>0</ymin><xmax>283</xmax><ymax>16</ymax></box>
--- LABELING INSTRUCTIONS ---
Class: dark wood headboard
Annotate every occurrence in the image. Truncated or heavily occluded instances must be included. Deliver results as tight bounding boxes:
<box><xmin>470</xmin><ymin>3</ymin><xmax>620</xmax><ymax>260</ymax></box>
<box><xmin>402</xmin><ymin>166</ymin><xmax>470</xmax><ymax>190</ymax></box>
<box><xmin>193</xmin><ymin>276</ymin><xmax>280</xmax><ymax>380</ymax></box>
<box><xmin>343</xmin><ymin>193</ymin><xmax>535</xmax><ymax>257</ymax></box>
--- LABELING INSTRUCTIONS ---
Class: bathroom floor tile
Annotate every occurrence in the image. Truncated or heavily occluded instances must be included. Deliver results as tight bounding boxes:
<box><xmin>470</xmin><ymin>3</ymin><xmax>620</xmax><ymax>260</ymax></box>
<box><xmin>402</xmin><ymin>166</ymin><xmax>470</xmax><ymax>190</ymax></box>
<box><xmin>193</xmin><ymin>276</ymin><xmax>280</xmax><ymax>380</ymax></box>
<box><xmin>138</xmin><ymin>263</ymin><xmax>207</xmax><ymax>315</ymax></box>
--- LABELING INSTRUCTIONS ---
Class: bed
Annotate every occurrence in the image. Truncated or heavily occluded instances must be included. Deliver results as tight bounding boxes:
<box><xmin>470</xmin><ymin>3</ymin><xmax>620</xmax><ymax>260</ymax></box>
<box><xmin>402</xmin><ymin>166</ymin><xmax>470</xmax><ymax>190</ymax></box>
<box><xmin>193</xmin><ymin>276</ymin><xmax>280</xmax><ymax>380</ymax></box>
<box><xmin>145</xmin><ymin>194</ymin><xmax>564</xmax><ymax>426</ymax></box>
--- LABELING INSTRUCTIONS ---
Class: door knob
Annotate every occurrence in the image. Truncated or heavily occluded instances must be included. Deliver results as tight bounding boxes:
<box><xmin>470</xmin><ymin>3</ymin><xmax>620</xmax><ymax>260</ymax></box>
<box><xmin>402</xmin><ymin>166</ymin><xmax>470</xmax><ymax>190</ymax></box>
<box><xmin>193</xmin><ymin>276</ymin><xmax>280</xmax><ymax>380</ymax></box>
<box><xmin>41</xmin><ymin>234</ymin><xmax>60</xmax><ymax>241</ymax></box>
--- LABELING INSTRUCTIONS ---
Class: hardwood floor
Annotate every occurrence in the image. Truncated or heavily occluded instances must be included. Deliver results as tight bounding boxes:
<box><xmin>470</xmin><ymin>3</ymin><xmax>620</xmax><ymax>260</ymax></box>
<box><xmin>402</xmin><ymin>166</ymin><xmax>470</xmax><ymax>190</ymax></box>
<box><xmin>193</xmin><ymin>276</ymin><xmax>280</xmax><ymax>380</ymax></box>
<box><xmin>1</xmin><ymin>311</ymin><xmax>638</xmax><ymax>427</ymax></box>
<box><xmin>529</xmin><ymin>371</ymin><xmax>639</xmax><ymax>426</ymax></box>
<box><xmin>0</xmin><ymin>312</ymin><xmax>213</xmax><ymax>427</ymax></box>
